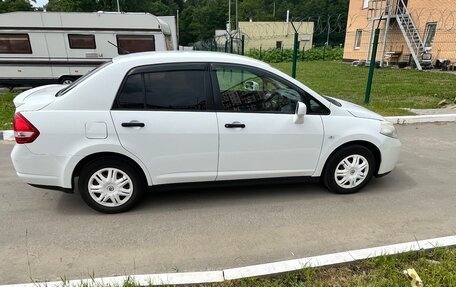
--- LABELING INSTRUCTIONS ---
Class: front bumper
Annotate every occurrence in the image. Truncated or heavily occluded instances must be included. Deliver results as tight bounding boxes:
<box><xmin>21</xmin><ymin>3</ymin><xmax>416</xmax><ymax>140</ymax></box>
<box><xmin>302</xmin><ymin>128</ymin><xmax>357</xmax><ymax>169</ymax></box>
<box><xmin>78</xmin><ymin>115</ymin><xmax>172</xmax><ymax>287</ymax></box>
<box><xmin>377</xmin><ymin>136</ymin><xmax>401</xmax><ymax>175</ymax></box>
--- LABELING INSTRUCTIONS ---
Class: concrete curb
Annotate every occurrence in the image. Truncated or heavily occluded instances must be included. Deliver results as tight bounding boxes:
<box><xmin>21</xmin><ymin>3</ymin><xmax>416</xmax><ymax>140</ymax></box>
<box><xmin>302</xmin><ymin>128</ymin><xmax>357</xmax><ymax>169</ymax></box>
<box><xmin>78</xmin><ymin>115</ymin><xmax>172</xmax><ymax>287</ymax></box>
<box><xmin>0</xmin><ymin>130</ymin><xmax>14</xmax><ymax>141</ymax></box>
<box><xmin>385</xmin><ymin>114</ymin><xmax>456</xmax><ymax>124</ymax></box>
<box><xmin>1</xmin><ymin>235</ymin><xmax>455</xmax><ymax>287</ymax></box>
<box><xmin>1</xmin><ymin>114</ymin><xmax>455</xmax><ymax>142</ymax></box>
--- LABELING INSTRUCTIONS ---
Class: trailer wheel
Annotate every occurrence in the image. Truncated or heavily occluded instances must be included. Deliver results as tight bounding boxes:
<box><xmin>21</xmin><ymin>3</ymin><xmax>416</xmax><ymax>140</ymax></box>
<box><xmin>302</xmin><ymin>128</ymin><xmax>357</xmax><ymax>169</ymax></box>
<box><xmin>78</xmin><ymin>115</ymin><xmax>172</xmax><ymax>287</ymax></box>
<box><xmin>59</xmin><ymin>77</ymin><xmax>75</xmax><ymax>85</ymax></box>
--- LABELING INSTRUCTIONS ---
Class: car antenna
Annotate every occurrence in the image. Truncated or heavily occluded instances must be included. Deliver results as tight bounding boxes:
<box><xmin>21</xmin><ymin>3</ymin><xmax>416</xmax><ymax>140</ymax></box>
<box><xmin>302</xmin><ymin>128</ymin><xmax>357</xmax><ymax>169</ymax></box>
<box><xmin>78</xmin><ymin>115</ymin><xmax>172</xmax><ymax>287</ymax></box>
<box><xmin>107</xmin><ymin>41</ymin><xmax>130</xmax><ymax>54</ymax></box>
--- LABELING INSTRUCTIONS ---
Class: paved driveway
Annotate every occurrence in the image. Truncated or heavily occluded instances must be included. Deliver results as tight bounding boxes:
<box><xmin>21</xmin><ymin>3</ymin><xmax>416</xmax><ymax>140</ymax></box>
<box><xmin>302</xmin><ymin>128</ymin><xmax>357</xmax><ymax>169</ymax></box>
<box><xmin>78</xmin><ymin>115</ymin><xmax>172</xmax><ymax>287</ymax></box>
<box><xmin>0</xmin><ymin>123</ymin><xmax>455</xmax><ymax>284</ymax></box>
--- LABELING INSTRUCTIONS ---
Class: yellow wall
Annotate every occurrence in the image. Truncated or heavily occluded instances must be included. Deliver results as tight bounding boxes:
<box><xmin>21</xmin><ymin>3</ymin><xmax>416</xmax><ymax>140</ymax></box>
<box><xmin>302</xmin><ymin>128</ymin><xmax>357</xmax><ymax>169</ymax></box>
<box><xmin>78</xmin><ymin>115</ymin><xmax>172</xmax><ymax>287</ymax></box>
<box><xmin>239</xmin><ymin>22</ymin><xmax>314</xmax><ymax>51</ymax></box>
<box><xmin>343</xmin><ymin>0</ymin><xmax>456</xmax><ymax>63</ymax></box>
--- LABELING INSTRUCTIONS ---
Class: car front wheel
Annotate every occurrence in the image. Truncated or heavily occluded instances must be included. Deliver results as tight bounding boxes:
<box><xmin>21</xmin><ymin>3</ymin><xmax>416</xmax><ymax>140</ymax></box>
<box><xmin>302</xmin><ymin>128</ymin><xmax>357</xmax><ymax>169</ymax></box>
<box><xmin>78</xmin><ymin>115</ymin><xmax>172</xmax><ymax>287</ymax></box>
<box><xmin>323</xmin><ymin>145</ymin><xmax>375</xmax><ymax>194</ymax></box>
<box><xmin>78</xmin><ymin>159</ymin><xmax>145</xmax><ymax>213</ymax></box>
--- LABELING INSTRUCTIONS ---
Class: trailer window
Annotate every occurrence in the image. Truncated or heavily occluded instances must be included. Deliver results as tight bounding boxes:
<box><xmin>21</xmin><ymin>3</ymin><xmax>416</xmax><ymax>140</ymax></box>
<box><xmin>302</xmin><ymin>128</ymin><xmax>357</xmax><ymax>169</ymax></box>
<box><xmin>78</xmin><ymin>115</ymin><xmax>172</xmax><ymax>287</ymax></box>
<box><xmin>68</xmin><ymin>34</ymin><xmax>96</xmax><ymax>49</ymax></box>
<box><xmin>0</xmin><ymin>34</ymin><xmax>32</xmax><ymax>54</ymax></box>
<box><xmin>116</xmin><ymin>35</ymin><xmax>155</xmax><ymax>54</ymax></box>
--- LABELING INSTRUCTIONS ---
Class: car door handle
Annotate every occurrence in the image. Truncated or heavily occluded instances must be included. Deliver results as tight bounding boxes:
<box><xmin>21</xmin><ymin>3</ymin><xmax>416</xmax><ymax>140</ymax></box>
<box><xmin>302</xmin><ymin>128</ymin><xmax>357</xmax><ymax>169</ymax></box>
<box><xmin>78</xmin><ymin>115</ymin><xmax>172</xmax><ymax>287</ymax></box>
<box><xmin>225</xmin><ymin>123</ymin><xmax>246</xmax><ymax>128</ymax></box>
<box><xmin>121</xmin><ymin>122</ymin><xmax>145</xmax><ymax>128</ymax></box>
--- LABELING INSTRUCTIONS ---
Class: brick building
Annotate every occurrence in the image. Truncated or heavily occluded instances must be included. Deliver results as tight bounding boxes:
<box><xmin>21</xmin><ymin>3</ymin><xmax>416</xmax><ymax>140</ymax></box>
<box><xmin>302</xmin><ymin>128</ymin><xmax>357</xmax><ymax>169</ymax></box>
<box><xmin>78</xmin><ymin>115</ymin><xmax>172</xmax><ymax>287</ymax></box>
<box><xmin>343</xmin><ymin>0</ymin><xmax>456</xmax><ymax>69</ymax></box>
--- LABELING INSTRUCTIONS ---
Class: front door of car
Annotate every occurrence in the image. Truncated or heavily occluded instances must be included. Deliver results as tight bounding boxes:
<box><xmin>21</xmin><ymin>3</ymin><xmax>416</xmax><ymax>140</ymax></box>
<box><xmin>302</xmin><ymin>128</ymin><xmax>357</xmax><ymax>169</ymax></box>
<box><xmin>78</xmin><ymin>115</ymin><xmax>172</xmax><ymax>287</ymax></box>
<box><xmin>111</xmin><ymin>63</ymin><xmax>219</xmax><ymax>185</ymax></box>
<box><xmin>211</xmin><ymin>64</ymin><xmax>326</xmax><ymax>181</ymax></box>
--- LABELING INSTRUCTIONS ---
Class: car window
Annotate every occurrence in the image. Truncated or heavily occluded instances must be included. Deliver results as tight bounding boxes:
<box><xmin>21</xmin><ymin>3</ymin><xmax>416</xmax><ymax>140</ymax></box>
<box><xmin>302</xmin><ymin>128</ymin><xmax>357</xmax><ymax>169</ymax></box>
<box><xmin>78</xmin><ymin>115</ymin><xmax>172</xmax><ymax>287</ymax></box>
<box><xmin>117</xmin><ymin>74</ymin><xmax>145</xmax><ymax>109</ymax></box>
<box><xmin>144</xmin><ymin>70</ymin><xmax>206</xmax><ymax>110</ymax></box>
<box><xmin>213</xmin><ymin>64</ymin><xmax>329</xmax><ymax>115</ymax></box>
<box><xmin>115</xmin><ymin>68</ymin><xmax>207</xmax><ymax>111</ymax></box>
<box><xmin>214</xmin><ymin>65</ymin><xmax>301</xmax><ymax>114</ymax></box>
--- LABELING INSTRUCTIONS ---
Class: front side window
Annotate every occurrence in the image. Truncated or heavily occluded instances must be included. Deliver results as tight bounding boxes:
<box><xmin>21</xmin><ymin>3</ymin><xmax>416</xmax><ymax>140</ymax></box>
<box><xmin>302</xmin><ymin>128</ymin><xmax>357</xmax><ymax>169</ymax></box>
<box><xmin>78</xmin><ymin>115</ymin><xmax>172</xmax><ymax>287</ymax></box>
<box><xmin>68</xmin><ymin>34</ymin><xmax>96</xmax><ymax>49</ymax></box>
<box><xmin>213</xmin><ymin>65</ymin><xmax>327</xmax><ymax>114</ymax></box>
<box><xmin>115</xmin><ymin>68</ymin><xmax>207</xmax><ymax>111</ymax></box>
<box><xmin>424</xmin><ymin>22</ymin><xmax>437</xmax><ymax>48</ymax></box>
<box><xmin>117</xmin><ymin>35</ymin><xmax>155</xmax><ymax>54</ymax></box>
<box><xmin>0</xmin><ymin>34</ymin><xmax>32</xmax><ymax>54</ymax></box>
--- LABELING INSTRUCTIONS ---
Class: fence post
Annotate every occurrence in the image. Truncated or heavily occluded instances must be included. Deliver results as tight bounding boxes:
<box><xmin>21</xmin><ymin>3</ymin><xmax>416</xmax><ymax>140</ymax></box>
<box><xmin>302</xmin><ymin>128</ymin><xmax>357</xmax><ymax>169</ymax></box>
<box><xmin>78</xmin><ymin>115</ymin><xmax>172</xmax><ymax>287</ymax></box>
<box><xmin>241</xmin><ymin>35</ymin><xmax>245</xmax><ymax>55</ymax></box>
<box><xmin>291</xmin><ymin>22</ymin><xmax>299</xmax><ymax>79</ymax></box>
<box><xmin>259</xmin><ymin>45</ymin><xmax>262</xmax><ymax>60</ymax></box>
<box><xmin>365</xmin><ymin>27</ymin><xmax>381</xmax><ymax>104</ymax></box>
<box><xmin>225</xmin><ymin>41</ymin><xmax>228</xmax><ymax>53</ymax></box>
<box><xmin>230</xmin><ymin>36</ymin><xmax>233</xmax><ymax>53</ymax></box>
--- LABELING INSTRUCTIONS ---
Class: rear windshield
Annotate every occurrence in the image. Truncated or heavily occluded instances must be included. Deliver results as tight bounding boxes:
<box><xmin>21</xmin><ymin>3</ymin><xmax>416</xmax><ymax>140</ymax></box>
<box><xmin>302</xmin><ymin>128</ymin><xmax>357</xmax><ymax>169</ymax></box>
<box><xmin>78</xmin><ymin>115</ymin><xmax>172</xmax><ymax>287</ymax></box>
<box><xmin>55</xmin><ymin>61</ymin><xmax>112</xmax><ymax>97</ymax></box>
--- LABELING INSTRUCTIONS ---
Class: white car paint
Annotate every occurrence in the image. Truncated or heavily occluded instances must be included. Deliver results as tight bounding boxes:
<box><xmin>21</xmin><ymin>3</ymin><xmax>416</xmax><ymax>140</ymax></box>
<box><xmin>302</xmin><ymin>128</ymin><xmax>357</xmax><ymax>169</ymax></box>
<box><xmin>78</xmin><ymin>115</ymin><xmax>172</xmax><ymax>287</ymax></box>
<box><xmin>10</xmin><ymin>51</ymin><xmax>401</xmax><ymax>200</ymax></box>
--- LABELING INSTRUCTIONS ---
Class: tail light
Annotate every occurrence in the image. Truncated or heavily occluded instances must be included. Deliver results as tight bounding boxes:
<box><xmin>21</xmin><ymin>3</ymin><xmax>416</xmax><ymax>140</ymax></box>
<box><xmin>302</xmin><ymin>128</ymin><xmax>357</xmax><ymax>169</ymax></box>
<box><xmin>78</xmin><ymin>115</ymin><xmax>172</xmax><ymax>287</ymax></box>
<box><xmin>13</xmin><ymin>112</ymin><xmax>40</xmax><ymax>144</ymax></box>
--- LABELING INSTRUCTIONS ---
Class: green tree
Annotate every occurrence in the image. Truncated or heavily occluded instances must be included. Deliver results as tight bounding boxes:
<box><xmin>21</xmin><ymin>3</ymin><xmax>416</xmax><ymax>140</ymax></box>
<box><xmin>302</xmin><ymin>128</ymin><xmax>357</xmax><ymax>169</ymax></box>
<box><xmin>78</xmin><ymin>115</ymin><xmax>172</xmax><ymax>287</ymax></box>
<box><xmin>0</xmin><ymin>0</ymin><xmax>34</xmax><ymax>13</ymax></box>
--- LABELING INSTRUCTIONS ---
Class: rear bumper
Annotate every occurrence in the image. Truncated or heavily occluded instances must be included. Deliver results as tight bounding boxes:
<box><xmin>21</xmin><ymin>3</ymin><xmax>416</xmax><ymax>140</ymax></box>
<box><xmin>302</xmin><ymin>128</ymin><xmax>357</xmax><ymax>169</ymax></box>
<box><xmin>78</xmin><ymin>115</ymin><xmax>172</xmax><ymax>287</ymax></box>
<box><xmin>377</xmin><ymin>136</ymin><xmax>401</xmax><ymax>175</ymax></box>
<box><xmin>11</xmin><ymin>144</ymin><xmax>72</xmax><ymax>189</ymax></box>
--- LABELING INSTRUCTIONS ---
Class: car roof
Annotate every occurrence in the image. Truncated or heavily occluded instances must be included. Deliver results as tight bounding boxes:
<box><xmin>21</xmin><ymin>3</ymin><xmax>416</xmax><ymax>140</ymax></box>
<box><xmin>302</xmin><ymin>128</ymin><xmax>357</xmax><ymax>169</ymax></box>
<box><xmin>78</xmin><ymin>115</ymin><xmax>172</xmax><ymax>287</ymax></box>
<box><xmin>112</xmin><ymin>51</ymin><xmax>272</xmax><ymax>69</ymax></box>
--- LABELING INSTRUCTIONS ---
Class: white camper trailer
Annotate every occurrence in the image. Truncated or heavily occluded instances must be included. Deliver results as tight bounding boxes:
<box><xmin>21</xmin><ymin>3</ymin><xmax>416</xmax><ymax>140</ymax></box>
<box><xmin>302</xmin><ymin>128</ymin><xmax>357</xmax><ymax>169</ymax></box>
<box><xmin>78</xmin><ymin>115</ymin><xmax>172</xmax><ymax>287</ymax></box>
<box><xmin>0</xmin><ymin>12</ymin><xmax>176</xmax><ymax>87</ymax></box>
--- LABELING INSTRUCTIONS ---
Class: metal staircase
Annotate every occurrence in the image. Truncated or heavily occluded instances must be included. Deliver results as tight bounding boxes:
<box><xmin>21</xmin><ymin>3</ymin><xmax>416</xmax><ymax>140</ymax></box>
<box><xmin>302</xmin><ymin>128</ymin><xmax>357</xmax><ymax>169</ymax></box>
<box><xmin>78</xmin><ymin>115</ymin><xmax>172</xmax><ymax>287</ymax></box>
<box><xmin>395</xmin><ymin>0</ymin><xmax>425</xmax><ymax>70</ymax></box>
<box><xmin>367</xmin><ymin>0</ymin><xmax>425</xmax><ymax>70</ymax></box>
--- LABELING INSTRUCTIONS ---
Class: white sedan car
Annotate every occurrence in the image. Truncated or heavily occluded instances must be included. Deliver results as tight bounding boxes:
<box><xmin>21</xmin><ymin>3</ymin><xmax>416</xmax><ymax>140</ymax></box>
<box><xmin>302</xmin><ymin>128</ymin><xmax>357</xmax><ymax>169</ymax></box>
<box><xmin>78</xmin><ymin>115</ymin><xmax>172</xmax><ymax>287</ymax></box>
<box><xmin>11</xmin><ymin>52</ymin><xmax>401</xmax><ymax>213</ymax></box>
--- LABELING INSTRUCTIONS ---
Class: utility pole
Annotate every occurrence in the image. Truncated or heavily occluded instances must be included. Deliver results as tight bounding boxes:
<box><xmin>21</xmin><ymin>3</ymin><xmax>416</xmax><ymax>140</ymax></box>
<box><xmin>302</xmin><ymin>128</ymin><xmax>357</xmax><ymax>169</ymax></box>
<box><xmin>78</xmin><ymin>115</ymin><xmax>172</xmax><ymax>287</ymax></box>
<box><xmin>116</xmin><ymin>0</ymin><xmax>120</xmax><ymax>12</ymax></box>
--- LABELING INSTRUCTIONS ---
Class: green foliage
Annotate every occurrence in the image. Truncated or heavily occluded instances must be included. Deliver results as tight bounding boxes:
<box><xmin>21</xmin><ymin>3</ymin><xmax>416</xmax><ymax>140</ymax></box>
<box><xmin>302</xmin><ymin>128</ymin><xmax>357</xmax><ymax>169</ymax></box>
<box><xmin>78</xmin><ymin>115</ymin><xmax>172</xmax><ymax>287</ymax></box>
<box><xmin>0</xmin><ymin>92</ymin><xmax>16</xmax><ymax>130</ymax></box>
<box><xmin>0</xmin><ymin>0</ymin><xmax>34</xmax><ymax>12</ymax></box>
<box><xmin>247</xmin><ymin>47</ymin><xmax>344</xmax><ymax>63</ymax></box>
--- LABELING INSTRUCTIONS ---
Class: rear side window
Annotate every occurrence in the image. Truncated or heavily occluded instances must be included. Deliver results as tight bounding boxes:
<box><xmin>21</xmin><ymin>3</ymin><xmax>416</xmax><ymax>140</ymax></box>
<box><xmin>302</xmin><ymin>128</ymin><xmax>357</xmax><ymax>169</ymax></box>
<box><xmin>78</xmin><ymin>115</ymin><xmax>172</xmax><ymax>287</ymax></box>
<box><xmin>68</xmin><ymin>34</ymin><xmax>96</xmax><ymax>49</ymax></box>
<box><xmin>117</xmin><ymin>74</ymin><xmax>145</xmax><ymax>109</ymax></box>
<box><xmin>116</xmin><ymin>35</ymin><xmax>155</xmax><ymax>54</ymax></box>
<box><xmin>0</xmin><ymin>34</ymin><xmax>32</xmax><ymax>54</ymax></box>
<box><xmin>115</xmin><ymin>68</ymin><xmax>207</xmax><ymax>111</ymax></box>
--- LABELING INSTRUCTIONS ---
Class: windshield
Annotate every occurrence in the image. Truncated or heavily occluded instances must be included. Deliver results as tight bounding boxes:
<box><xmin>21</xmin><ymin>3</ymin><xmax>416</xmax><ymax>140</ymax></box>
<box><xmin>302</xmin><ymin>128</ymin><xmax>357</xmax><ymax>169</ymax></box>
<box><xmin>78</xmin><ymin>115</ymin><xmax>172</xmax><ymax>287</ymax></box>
<box><xmin>55</xmin><ymin>61</ymin><xmax>112</xmax><ymax>97</ymax></box>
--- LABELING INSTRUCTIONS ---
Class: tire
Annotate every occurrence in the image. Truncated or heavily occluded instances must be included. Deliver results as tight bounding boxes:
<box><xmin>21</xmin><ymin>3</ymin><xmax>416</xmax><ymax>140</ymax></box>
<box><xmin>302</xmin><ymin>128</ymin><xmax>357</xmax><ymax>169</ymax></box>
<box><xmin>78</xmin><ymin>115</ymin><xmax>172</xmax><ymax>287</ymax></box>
<box><xmin>78</xmin><ymin>158</ymin><xmax>145</xmax><ymax>213</ymax></box>
<box><xmin>59</xmin><ymin>77</ymin><xmax>74</xmax><ymax>85</ymax></box>
<box><xmin>323</xmin><ymin>145</ymin><xmax>375</xmax><ymax>194</ymax></box>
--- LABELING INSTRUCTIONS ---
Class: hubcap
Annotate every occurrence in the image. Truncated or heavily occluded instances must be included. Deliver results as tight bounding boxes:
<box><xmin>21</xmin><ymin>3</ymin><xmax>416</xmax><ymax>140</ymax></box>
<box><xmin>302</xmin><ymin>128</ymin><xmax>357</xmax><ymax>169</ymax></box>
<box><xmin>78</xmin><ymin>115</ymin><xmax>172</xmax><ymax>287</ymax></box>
<box><xmin>88</xmin><ymin>168</ymin><xmax>133</xmax><ymax>207</ymax></box>
<box><xmin>62</xmin><ymin>79</ymin><xmax>73</xmax><ymax>85</ymax></box>
<box><xmin>334</xmin><ymin>154</ymin><xmax>369</xmax><ymax>189</ymax></box>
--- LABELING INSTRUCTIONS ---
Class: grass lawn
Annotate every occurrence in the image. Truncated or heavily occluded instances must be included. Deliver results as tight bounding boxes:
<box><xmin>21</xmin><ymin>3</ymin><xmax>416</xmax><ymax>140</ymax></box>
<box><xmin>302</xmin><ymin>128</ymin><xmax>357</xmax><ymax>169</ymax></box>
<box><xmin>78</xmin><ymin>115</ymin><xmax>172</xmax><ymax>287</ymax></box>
<box><xmin>119</xmin><ymin>248</ymin><xmax>456</xmax><ymax>287</ymax></box>
<box><xmin>206</xmin><ymin>248</ymin><xmax>456</xmax><ymax>287</ymax></box>
<box><xmin>272</xmin><ymin>61</ymin><xmax>456</xmax><ymax>116</ymax></box>
<box><xmin>0</xmin><ymin>92</ymin><xmax>15</xmax><ymax>130</ymax></box>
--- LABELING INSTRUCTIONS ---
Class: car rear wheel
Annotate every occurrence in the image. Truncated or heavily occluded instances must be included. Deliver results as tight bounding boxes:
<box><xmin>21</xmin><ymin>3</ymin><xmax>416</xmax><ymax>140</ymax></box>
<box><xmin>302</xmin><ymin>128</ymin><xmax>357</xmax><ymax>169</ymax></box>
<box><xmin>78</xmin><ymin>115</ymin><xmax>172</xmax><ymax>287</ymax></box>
<box><xmin>78</xmin><ymin>159</ymin><xmax>145</xmax><ymax>213</ymax></box>
<box><xmin>323</xmin><ymin>145</ymin><xmax>375</xmax><ymax>194</ymax></box>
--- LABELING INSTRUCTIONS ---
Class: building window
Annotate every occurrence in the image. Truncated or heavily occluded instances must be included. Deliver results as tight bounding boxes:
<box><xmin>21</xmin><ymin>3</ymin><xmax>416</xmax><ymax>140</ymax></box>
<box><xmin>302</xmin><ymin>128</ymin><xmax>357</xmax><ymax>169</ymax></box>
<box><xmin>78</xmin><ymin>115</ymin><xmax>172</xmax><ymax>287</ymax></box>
<box><xmin>355</xmin><ymin>29</ymin><xmax>363</xmax><ymax>49</ymax></box>
<box><xmin>276</xmin><ymin>41</ymin><xmax>282</xmax><ymax>49</ymax></box>
<box><xmin>116</xmin><ymin>35</ymin><xmax>155</xmax><ymax>55</ymax></box>
<box><xmin>0</xmin><ymin>34</ymin><xmax>32</xmax><ymax>54</ymax></box>
<box><xmin>68</xmin><ymin>34</ymin><xmax>96</xmax><ymax>49</ymax></box>
<box><xmin>363</xmin><ymin>0</ymin><xmax>369</xmax><ymax>9</ymax></box>
<box><xmin>424</xmin><ymin>22</ymin><xmax>437</xmax><ymax>48</ymax></box>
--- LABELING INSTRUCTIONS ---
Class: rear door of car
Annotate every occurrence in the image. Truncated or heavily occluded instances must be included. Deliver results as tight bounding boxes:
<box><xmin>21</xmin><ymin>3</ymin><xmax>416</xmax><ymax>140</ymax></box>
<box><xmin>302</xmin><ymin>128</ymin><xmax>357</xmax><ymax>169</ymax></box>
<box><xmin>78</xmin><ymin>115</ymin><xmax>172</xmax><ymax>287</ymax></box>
<box><xmin>111</xmin><ymin>63</ymin><xmax>219</xmax><ymax>185</ymax></box>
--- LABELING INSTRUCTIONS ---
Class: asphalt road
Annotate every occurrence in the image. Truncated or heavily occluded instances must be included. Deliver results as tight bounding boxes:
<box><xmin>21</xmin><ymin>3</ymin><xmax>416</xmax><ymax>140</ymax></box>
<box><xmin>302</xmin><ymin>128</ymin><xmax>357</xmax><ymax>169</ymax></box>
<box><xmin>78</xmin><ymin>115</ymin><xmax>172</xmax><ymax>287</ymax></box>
<box><xmin>1</xmin><ymin>123</ymin><xmax>455</xmax><ymax>284</ymax></box>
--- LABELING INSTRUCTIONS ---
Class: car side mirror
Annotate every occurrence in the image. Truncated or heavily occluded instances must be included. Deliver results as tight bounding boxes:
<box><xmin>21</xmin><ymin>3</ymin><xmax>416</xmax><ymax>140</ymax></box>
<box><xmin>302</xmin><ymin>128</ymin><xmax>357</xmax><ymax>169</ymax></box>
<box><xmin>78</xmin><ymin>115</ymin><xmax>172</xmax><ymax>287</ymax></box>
<box><xmin>294</xmin><ymin>101</ymin><xmax>307</xmax><ymax>124</ymax></box>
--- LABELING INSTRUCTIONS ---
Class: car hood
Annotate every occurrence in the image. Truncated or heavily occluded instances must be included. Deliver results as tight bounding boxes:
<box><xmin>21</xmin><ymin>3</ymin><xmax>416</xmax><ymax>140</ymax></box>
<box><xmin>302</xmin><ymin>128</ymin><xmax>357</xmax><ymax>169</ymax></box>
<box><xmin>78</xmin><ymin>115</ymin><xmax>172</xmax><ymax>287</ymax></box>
<box><xmin>13</xmin><ymin>84</ymin><xmax>65</xmax><ymax>111</ymax></box>
<box><xmin>329</xmin><ymin>97</ymin><xmax>384</xmax><ymax>121</ymax></box>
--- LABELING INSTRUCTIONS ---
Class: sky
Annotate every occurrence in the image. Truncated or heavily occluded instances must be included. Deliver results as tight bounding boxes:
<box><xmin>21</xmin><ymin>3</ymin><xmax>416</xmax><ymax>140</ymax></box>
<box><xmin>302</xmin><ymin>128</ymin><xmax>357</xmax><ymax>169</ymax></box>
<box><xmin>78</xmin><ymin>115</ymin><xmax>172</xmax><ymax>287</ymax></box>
<box><xmin>32</xmin><ymin>0</ymin><xmax>48</xmax><ymax>7</ymax></box>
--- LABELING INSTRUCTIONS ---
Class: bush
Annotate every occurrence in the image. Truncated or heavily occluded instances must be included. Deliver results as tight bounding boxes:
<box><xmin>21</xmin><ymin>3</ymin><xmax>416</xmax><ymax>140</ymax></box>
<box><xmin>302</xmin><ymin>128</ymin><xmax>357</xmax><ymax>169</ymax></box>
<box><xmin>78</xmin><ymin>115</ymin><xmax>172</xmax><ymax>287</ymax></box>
<box><xmin>247</xmin><ymin>46</ymin><xmax>343</xmax><ymax>63</ymax></box>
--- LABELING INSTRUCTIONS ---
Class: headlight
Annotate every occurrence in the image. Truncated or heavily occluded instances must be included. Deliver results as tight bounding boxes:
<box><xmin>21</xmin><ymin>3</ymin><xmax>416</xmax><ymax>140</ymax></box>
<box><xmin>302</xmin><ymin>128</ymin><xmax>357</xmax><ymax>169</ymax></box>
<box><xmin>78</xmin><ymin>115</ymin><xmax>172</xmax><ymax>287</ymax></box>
<box><xmin>380</xmin><ymin>121</ymin><xmax>398</xmax><ymax>138</ymax></box>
